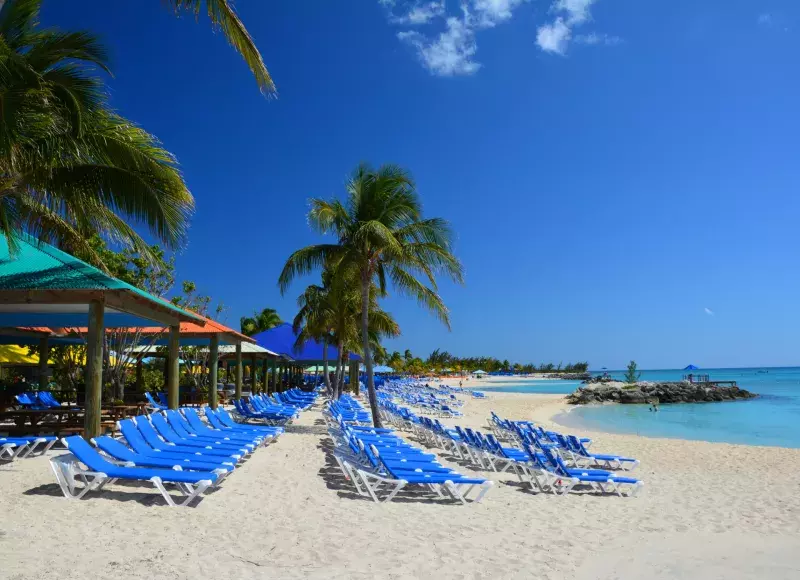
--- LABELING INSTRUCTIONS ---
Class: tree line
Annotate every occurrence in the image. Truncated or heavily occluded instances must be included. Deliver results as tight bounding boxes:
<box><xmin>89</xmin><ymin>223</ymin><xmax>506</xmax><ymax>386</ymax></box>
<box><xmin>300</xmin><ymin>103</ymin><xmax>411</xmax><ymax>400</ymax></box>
<box><xmin>378</xmin><ymin>348</ymin><xmax>589</xmax><ymax>375</ymax></box>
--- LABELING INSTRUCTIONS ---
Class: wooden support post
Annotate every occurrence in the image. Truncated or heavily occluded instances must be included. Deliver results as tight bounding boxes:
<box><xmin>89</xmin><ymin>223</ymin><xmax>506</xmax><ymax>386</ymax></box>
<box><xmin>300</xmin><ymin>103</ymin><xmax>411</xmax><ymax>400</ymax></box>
<box><xmin>84</xmin><ymin>300</ymin><xmax>104</xmax><ymax>439</ymax></box>
<box><xmin>262</xmin><ymin>359</ymin><xmax>268</xmax><ymax>393</ymax></box>
<box><xmin>270</xmin><ymin>359</ymin><xmax>277</xmax><ymax>394</ymax></box>
<box><xmin>38</xmin><ymin>336</ymin><xmax>50</xmax><ymax>389</ymax></box>
<box><xmin>135</xmin><ymin>357</ymin><xmax>143</xmax><ymax>391</ymax></box>
<box><xmin>235</xmin><ymin>341</ymin><xmax>243</xmax><ymax>399</ymax></box>
<box><xmin>167</xmin><ymin>325</ymin><xmax>180</xmax><ymax>409</ymax></box>
<box><xmin>209</xmin><ymin>334</ymin><xmax>219</xmax><ymax>409</ymax></box>
<box><xmin>250</xmin><ymin>356</ymin><xmax>257</xmax><ymax>394</ymax></box>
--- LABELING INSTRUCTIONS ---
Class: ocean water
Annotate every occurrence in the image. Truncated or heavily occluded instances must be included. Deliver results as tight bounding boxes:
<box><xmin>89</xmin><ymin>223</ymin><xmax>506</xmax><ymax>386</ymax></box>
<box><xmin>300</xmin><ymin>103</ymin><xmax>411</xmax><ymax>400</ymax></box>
<box><xmin>482</xmin><ymin>368</ymin><xmax>800</xmax><ymax>448</ymax></box>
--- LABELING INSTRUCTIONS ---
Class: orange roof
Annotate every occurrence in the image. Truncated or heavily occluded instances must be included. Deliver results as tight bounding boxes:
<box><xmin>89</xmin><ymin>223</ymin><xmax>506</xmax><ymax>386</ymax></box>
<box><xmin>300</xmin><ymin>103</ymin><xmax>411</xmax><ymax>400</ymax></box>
<box><xmin>17</xmin><ymin>314</ymin><xmax>254</xmax><ymax>345</ymax></box>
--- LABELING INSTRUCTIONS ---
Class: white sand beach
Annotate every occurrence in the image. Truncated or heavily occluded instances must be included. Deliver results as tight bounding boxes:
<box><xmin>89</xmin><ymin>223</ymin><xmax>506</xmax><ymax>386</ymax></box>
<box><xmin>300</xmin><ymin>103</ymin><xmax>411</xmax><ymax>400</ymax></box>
<box><xmin>3</xmin><ymin>392</ymin><xmax>800</xmax><ymax>580</ymax></box>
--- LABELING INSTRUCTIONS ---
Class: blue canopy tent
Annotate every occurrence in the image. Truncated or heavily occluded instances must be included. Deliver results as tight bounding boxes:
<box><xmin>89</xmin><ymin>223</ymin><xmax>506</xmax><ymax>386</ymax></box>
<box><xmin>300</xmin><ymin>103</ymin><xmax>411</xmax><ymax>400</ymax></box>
<box><xmin>252</xmin><ymin>323</ymin><xmax>362</xmax><ymax>392</ymax></box>
<box><xmin>683</xmin><ymin>365</ymin><xmax>699</xmax><ymax>371</ymax></box>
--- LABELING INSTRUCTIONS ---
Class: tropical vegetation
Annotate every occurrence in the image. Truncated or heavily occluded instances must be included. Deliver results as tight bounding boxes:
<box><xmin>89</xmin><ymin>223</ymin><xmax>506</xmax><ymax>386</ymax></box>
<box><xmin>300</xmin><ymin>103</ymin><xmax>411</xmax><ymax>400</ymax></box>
<box><xmin>240</xmin><ymin>308</ymin><xmax>282</xmax><ymax>336</ymax></box>
<box><xmin>279</xmin><ymin>163</ymin><xmax>462</xmax><ymax>426</ymax></box>
<box><xmin>0</xmin><ymin>0</ymin><xmax>194</xmax><ymax>265</ymax></box>
<box><xmin>292</xmin><ymin>266</ymin><xmax>399</xmax><ymax>400</ymax></box>
<box><xmin>386</xmin><ymin>349</ymin><xmax>589</xmax><ymax>375</ymax></box>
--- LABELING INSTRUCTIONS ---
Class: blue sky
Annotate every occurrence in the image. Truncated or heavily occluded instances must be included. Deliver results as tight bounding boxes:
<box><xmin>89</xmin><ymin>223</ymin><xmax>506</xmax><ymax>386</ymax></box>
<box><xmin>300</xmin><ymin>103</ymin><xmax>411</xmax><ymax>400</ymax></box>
<box><xmin>41</xmin><ymin>1</ymin><xmax>800</xmax><ymax>369</ymax></box>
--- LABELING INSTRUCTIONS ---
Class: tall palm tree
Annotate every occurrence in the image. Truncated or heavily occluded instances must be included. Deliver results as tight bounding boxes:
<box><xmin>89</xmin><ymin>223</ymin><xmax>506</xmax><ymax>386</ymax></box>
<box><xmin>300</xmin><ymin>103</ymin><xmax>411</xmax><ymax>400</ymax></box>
<box><xmin>240</xmin><ymin>307</ymin><xmax>282</xmax><ymax>336</ymax></box>
<box><xmin>279</xmin><ymin>164</ymin><xmax>463</xmax><ymax>426</ymax></box>
<box><xmin>0</xmin><ymin>0</ymin><xmax>193</xmax><ymax>263</ymax></box>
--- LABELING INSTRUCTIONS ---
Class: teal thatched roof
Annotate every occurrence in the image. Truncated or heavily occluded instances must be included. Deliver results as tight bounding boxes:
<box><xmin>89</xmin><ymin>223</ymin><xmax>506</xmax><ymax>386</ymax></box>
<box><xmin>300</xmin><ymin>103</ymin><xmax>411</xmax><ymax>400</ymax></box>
<box><xmin>0</xmin><ymin>234</ymin><xmax>204</xmax><ymax>328</ymax></box>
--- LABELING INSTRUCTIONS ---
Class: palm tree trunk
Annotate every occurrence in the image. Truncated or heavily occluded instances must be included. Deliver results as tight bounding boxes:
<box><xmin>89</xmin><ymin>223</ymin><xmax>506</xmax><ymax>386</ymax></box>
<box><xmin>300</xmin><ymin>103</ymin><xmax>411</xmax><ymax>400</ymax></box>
<box><xmin>360</xmin><ymin>272</ymin><xmax>381</xmax><ymax>427</ymax></box>
<box><xmin>333</xmin><ymin>345</ymin><xmax>343</xmax><ymax>400</ymax></box>
<box><xmin>336</xmin><ymin>343</ymin><xmax>346</xmax><ymax>399</ymax></box>
<box><xmin>322</xmin><ymin>339</ymin><xmax>332</xmax><ymax>397</ymax></box>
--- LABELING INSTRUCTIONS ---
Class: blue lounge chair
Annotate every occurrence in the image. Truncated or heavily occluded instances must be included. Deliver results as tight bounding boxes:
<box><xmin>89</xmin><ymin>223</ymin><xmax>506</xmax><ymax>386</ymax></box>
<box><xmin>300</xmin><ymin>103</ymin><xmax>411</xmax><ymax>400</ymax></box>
<box><xmin>165</xmin><ymin>409</ymin><xmax>263</xmax><ymax>447</ymax></box>
<box><xmin>150</xmin><ymin>413</ymin><xmax>251</xmax><ymax>455</ymax></box>
<box><xmin>0</xmin><ymin>436</ymin><xmax>57</xmax><ymax>458</ymax></box>
<box><xmin>117</xmin><ymin>419</ymin><xmax>239</xmax><ymax>466</ymax></box>
<box><xmin>566</xmin><ymin>435</ymin><xmax>639</xmax><ymax>471</ymax></box>
<box><xmin>209</xmin><ymin>407</ymin><xmax>284</xmax><ymax>435</ymax></box>
<box><xmin>51</xmin><ymin>436</ymin><xmax>220</xmax><ymax>506</ymax></box>
<box><xmin>133</xmin><ymin>417</ymin><xmax>243</xmax><ymax>460</ymax></box>
<box><xmin>183</xmin><ymin>408</ymin><xmax>276</xmax><ymax>443</ymax></box>
<box><xmin>93</xmin><ymin>436</ymin><xmax>233</xmax><ymax>476</ymax></box>
<box><xmin>145</xmin><ymin>392</ymin><xmax>168</xmax><ymax>411</ymax></box>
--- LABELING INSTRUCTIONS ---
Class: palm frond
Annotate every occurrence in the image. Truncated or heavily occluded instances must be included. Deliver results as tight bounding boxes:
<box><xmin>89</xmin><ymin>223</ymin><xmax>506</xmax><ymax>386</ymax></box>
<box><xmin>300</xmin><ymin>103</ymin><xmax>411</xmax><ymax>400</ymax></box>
<box><xmin>166</xmin><ymin>0</ymin><xmax>274</xmax><ymax>94</ymax></box>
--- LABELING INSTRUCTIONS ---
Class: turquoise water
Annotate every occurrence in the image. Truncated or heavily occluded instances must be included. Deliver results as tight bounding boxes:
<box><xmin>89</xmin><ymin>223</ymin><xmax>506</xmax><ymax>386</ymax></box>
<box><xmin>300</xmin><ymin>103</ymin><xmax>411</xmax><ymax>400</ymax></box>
<box><xmin>483</xmin><ymin>368</ymin><xmax>800</xmax><ymax>448</ymax></box>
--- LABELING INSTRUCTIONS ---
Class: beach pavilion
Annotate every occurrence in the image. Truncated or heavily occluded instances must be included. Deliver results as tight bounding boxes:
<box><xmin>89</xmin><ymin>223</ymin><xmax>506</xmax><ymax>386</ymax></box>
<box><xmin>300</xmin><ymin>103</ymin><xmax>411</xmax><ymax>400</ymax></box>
<box><xmin>217</xmin><ymin>342</ymin><xmax>286</xmax><ymax>394</ymax></box>
<box><xmin>252</xmin><ymin>323</ymin><xmax>362</xmax><ymax>393</ymax></box>
<box><xmin>0</xmin><ymin>234</ymin><xmax>204</xmax><ymax>438</ymax></box>
<box><xmin>123</xmin><ymin>313</ymin><xmax>261</xmax><ymax>407</ymax></box>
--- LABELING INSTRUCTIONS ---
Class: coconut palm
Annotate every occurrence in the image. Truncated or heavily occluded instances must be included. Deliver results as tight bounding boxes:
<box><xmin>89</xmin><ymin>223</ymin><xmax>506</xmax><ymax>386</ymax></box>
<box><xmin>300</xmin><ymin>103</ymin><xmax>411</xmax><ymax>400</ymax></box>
<box><xmin>293</xmin><ymin>266</ymin><xmax>399</xmax><ymax>399</ymax></box>
<box><xmin>0</xmin><ymin>0</ymin><xmax>193</xmax><ymax>263</ymax></box>
<box><xmin>279</xmin><ymin>163</ymin><xmax>463</xmax><ymax>426</ymax></box>
<box><xmin>240</xmin><ymin>307</ymin><xmax>282</xmax><ymax>336</ymax></box>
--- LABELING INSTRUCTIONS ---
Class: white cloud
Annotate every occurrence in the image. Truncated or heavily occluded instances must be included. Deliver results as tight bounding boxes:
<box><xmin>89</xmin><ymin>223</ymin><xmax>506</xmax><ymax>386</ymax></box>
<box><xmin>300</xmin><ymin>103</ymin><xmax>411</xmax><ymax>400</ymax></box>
<box><xmin>381</xmin><ymin>0</ymin><xmax>610</xmax><ymax>74</ymax></box>
<box><xmin>574</xmin><ymin>32</ymin><xmax>622</xmax><ymax>46</ymax></box>
<box><xmin>536</xmin><ymin>18</ymin><xmax>572</xmax><ymax>55</ymax></box>
<box><xmin>758</xmin><ymin>13</ymin><xmax>773</xmax><ymax>26</ymax></box>
<box><xmin>471</xmin><ymin>0</ymin><xmax>528</xmax><ymax>27</ymax></box>
<box><xmin>399</xmin><ymin>16</ymin><xmax>481</xmax><ymax>76</ymax></box>
<box><xmin>537</xmin><ymin>0</ymin><xmax>613</xmax><ymax>55</ymax></box>
<box><xmin>554</xmin><ymin>0</ymin><xmax>596</xmax><ymax>25</ymax></box>
<box><xmin>390</xmin><ymin>1</ymin><xmax>446</xmax><ymax>25</ymax></box>
<box><xmin>704</xmin><ymin>308</ymin><xmax>715</xmax><ymax>316</ymax></box>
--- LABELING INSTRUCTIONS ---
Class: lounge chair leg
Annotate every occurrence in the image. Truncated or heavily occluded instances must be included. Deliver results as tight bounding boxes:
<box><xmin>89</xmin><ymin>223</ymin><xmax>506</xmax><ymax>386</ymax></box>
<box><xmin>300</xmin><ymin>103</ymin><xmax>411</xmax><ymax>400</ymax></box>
<box><xmin>473</xmin><ymin>481</ymin><xmax>494</xmax><ymax>503</ymax></box>
<box><xmin>383</xmin><ymin>480</ymin><xmax>407</xmax><ymax>503</ymax></box>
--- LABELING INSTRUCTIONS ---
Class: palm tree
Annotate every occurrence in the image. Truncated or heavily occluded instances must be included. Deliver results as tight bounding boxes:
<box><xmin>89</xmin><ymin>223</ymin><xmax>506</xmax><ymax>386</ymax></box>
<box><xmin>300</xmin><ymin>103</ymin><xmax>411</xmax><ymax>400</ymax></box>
<box><xmin>0</xmin><ymin>0</ymin><xmax>193</xmax><ymax>263</ymax></box>
<box><xmin>293</xmin><ymin>279</ymin><xmax>334</xmax><ymax>395</ymax></box>
<box><xmin>240</xmin><ymin>307</ymin><xmax>282</xmax><ymax>336</ymax></box>
<box><xmin>293</xmin><ymin>266</ymin><xmax>399</xmax><ymax>399</ymax></box>
<box><xmin>279</xmin><ymin>164</ymin><xmax>463</xmax><ymax>426</ymax></box>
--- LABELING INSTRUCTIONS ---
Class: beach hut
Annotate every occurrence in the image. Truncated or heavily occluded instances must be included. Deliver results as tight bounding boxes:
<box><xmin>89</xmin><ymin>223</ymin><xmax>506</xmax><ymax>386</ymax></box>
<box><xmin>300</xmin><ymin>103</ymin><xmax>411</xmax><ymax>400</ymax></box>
<box><xmin>473</xmin><ymin>369</ymin><xmax>487</xmax><ymax>376</ymax></box>
<box><xmin>0</xmin><ymin>234</ymin><xmax>203</xmax><ymax>437</ymax></box>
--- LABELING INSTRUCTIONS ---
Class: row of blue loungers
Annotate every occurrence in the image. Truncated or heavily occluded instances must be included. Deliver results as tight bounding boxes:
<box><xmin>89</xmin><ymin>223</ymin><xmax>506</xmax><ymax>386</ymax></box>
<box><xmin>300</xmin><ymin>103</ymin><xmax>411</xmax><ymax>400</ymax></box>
<box><xmin>325</xmin><ymin>395</ymin><xmax>494</xmax><ymax>504</ymax></box>
<box><xmin>48</xmin><ymin>395</ymin><xmax>314</xmax><ymax>507</ymax></box>
<box><xmin>381</xmin><ymin>401</ymin><xmax>644</xmax><ymax>497</ymax></box>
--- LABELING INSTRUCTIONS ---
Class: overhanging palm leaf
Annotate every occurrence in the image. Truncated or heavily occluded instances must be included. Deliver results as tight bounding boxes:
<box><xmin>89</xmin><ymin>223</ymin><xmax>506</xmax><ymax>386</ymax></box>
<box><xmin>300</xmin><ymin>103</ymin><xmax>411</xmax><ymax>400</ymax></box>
<box><xmin>0</xmin><ymin>0</ymin><xmax>194</xmax><ymax>264</ymax></box>
<box><xmin>165</xmin><ymin>0</ymin><xmax>274</xmax><ymax>94</ymax></box>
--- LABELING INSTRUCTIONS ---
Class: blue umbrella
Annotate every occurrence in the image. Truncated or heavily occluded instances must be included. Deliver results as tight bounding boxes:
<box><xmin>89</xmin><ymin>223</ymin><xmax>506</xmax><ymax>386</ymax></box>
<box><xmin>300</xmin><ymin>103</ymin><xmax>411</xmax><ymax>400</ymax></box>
<box><xmin>683</xmin><ymin>364</ymin><xmax>699</xmax><ymax>371</ymax></box>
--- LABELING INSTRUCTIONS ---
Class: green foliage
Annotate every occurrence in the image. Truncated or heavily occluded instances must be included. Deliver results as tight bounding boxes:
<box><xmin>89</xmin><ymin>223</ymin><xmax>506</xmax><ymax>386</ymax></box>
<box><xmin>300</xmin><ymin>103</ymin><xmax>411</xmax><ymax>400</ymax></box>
<box><xmin>279</xmin><ymin>163</ymin><xmax>462</xmax><ymax>424</ymax></box>
<box><xmin>0</xmin><ymin>0</ymin><xmax>194</xmax><ymax>262</ymax></box>
<box><xmin>164</xmin><ymin>1</ymin><xmax>274</xmax><ymax>94</ymax></box>
<box><xmin>240</xmin><ymin>308</ymin><xmax>282</xmax><ymax>336</ymax></box>
<box><xmin>625</xmin><ymin>360</ymin><xmax>640</xmax><ymax>384</ymax></box>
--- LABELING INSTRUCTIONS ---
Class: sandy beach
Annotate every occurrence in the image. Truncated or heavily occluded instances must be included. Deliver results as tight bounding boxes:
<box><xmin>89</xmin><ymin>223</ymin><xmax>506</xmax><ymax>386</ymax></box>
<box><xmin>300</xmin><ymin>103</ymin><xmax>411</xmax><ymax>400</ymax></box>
<box><xmin>3</xmin><ymin>390</ymin><xmax>800</xmax><ymax>580</ymax></box>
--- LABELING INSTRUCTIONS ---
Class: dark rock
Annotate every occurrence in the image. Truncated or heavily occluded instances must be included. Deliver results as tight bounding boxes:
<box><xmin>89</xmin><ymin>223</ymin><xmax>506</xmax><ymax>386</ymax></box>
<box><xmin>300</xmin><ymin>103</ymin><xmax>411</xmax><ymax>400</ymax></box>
<box><xmin>566</xmin><ymin>381</ymin><xmax>757</xmax><ymax>405</ymax></box>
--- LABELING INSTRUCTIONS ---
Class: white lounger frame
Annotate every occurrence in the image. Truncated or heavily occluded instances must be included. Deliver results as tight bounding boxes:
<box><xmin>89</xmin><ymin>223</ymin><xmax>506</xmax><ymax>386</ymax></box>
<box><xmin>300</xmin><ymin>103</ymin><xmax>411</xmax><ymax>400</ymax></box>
<box><xmin>332</xmin><ymin>449</ymin><xmax>493</xmax><ymax>504</ymax></box>
<box><xmin>50</xmin><ymin>453</ymin><xmax>218</xmax><ymax>507</ymax></box>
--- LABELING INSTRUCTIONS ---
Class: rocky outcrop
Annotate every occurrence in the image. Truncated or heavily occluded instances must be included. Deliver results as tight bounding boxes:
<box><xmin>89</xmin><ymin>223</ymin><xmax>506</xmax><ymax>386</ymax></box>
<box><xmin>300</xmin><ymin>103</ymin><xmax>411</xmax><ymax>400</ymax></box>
<box><xmin>566</xmin><ymin>381</ymin><xmax>757</xmax><ymax>405</ymax></box>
